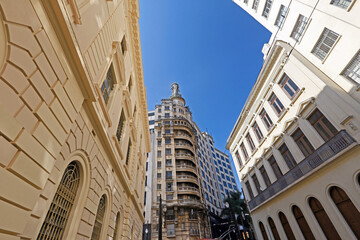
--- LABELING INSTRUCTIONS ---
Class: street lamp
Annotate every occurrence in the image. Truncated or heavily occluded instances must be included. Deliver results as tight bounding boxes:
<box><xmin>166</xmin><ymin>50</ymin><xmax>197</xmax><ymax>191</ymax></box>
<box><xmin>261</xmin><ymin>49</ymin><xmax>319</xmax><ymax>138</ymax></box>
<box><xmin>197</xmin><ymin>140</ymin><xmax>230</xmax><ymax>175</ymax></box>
<box><xmin>225</xmin><ymin>201</ymin><xmax>241</xmax><ymax>240</ymax></box>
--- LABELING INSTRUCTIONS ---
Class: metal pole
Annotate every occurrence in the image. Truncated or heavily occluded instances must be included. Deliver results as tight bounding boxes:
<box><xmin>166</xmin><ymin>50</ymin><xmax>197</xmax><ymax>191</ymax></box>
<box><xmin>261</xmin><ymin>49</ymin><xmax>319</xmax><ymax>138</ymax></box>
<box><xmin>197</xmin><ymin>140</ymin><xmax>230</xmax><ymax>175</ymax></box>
<box><xmin>158</xmin><ymin>195</ymin><xmax>162</xmax><ymax>240</ymax></box>
<box><xmin>228</xmin><ymin>193</ymin><xmax>241</xmax><ymax>240</ymax></box>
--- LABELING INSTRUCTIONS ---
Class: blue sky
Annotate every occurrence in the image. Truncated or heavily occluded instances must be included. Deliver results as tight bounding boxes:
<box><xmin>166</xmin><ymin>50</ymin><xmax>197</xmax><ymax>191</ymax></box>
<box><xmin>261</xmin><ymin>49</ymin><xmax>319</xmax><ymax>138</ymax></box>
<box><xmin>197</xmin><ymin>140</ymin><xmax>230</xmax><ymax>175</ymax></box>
<box><xmin>139</xmin><ymin>0</ymin><xmax>271</xmax><ymax>184</ymax></box>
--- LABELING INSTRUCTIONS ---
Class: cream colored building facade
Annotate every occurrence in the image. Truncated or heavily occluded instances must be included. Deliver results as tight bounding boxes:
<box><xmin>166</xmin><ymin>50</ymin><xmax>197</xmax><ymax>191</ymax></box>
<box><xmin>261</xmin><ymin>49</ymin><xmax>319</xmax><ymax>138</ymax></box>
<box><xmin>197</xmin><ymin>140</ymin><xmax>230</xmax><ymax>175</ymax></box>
<box><xmin>0</xmin><ymin>0</ymin><xmax>150</xmax><ymax>239</ymax></box>
<box><xmin>228</xmin><ymin>0</ymin><xmax>360</xmax><ymax>239</ymax></box>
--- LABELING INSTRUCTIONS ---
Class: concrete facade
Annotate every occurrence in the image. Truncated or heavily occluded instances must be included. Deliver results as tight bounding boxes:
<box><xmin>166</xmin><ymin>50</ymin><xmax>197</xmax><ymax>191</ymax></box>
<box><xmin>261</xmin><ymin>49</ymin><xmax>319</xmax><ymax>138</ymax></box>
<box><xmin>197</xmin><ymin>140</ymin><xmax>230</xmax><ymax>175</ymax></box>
<box><xmin>228</xmin><ymin>0</ymin><xmax>360</xmax><ymax>239</ymax></box>
<box><xmin>0</xmin><ymin>0</ymin><xmax>150</xmax><ymax>239</ymax></box>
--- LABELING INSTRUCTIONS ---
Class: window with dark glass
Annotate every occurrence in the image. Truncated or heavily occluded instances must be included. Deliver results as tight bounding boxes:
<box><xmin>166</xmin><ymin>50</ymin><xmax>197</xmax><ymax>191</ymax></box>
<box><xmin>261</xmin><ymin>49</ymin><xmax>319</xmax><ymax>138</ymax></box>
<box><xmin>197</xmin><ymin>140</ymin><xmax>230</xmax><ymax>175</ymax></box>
<box><xmin>292</xmin><ymin>205</ymin><xmax>315</xmax><ymax>240</ymax></box>
<box><xmin>246</xmin><ymin>133</ymin><xmax>256</xmax><ymax>152</ymax></box>
<box><xmin>245</xmin><ymin>180</ymin><xmax>254</xmax><ymax>199</ymax></box>
<box><xmin>260</xmin><ymin>109</ymin><xmax>273</xmax><ymax>129</ymax></box>
<box><xmin>274</xmin><ymin>5</ymin><xmax>287</xmax><ymax>27</ymax></box>
<box><xmin>116</xmin><ymin>111</ymin><xmax>125</xmax><ymax>142</ymax></box>
<box><xmin>308</xmin><ymin>109</ymin><xmax>338</xmax><ymax>142</ymax></box>
<box><xmin>292</xmin><ymin>128</ymin><xmax>315</xmax><ymax>157</ymax></box>
<box><xmin>279</xmin><ymin>143</ymin><xmax>297</xmax><ymax>169</ymax></box>
<box><xmin>268</xmin><ymin>217</ymin><xmax>280</xmax><ymax>240</ymax></box>
<box><xmin>309</xmin><ymin>197</ymin><xmax>341</xmax><ymax>239</ymax></box>
<box><xmin>101</xmin><ymin>64</ymin><xmax>115</xmax><ymax>104</ymax></box>
<box><xmin>260</xmin><ymin>166</ymin><xmax>271</xmax><ymax>187</ymax></box>
<box><xmin>279</xmin><ymin>212</ymin><xmax>296</xmax><ymax>240</ymax></box>
<box><xmin>259</xmin><ymin>222</ymin><xmax>269</xmax><ymax>240</ymax></box>
<box><xmin>166</xmin><ymin>171</ymin><xmax>172</xmax><ymax>179</ymax></box>
<box><xmin>269</xmin><ymin>93</ymin><xmax>285</xmax><ymax>116</ymax></box>
<box><xmin>125</xmin><ymin>139</ymin><xmax>132</xmax><ymax>165</ymax></box>
<box><xmin>252</xmin><ymin>173</ymin><xmax>261</xmax><ymax>193</ymax></box>
<box><xmin>268</xmin><ymin>156</ymin><xmax>283</xmax><ymax>179</ymax></box>
<box><xmin>241</xmin><ymin>143</ymin><xmax>249</xmax><ymax>160</ymax></box>
<box><xmin>253</xmin><ymin>121</ymin><xmax>264</xmax><ymax>142</ymax></box>
<box><xmin>279</xmin><ymin>74</ymin><xmax>299</xmax><ymax>99</ymax></box>
<box><xmin>262</xmin><ymin>0</ymin><xmax>273</xmax><ymax>18</ymax></box>
<box><xmin>330</xmin><ymin>186</ymin><xmax>360</xmax><ymax>238</ymax></box>
<box><xmin>91</xmin><ymin>195</ymin><xmax>107</xmax><ymax>240</ymax></box>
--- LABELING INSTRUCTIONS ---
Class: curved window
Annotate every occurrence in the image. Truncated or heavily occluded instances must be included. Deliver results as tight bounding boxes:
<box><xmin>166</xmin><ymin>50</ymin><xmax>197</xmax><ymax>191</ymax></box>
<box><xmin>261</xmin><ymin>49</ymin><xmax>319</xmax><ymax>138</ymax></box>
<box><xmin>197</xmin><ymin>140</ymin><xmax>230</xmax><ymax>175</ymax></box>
<box><xmin>309</xmin><ymin>197</ymin><xmax>340</xmax><ymax>240</ymax></box>
<box><xmin>268</xmin><ymin>217</ymin><xmax>280</xmax><ymax>240</ymax></box>
<box><xmin>37</xmin><ymin>162</ymin><xmax>80</xmax><ymax>239</ymax></box>
<box><xmin>330</xmin><ymin>186</ymin><xmax>360</xmax><ymax>238</ymax></box>
<box><xmin>357</xmin><ymin>173</ymin><xmax>360</xmax><ymax>186</ymax></box>
<box><xmin>113</xmin><ymin>212</ymin><xmax>121</xmax><ymax>240</ymax></box>
<box><xmin>259</xmin><ymin>221</ymin><xmax>269</xmax><ymax>240</ymax></box>
<box><xmin>278</xmin><ymin>212</ymin><xmax>295</xmax><ymax>240</ymax></box>
<box><xmin>91</xmin><ymin>195</ymin><xmax>107</xmax><ymax>240</ymax></box>
<box><xmin>292</xmin><ymin>205</ymin><xmax>315</xmax><ymax>239</ymax></box>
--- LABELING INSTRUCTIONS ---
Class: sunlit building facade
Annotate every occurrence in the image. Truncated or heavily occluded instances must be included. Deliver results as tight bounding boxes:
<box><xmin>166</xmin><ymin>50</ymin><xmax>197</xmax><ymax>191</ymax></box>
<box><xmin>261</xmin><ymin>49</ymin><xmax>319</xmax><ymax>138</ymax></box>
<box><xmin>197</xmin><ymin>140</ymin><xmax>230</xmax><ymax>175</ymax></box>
<box><xmin>228</xmin><ymin>0</ymin><xmax>360</xmax><ymax>239</ymax></box>
<box><xmin>0</xmin><ymin>0</ymin><xmax>150</xmax><ymax>239</ymax></box>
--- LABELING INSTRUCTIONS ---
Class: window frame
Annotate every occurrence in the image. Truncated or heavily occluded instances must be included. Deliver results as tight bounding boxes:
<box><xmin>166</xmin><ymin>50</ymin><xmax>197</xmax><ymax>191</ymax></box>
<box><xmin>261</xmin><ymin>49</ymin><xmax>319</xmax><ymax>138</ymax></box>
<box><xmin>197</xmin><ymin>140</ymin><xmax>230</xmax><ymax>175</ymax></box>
<box><xmin>311</xmin><ymin>28</ymin><xmax>340</xmax><ymax>61</ymax></box>
<box><xmin>269</xmin><ymin>93</ymin><xmax>285</xmax><ymax>116</ymax></box>
<box><xmin>274</xmin><ymin>4</ymin><xmax>288</xmax><ymax>27</ymax></box>
<box><xmin>260</xmin><ymin>109</ymin><xmax>274</xmax><ymax>130</ymax></box>
<box><xmin>290</xmin><ymin>14</ymin><xmax>308</xmax><ymax>41</ymax></box>
<box><xmin>307</xmin><ymin>109</ymin><xmax>338</xmax><ymax>142</ymax></box>
<box><xmin>279</xmin><ymin>74</ymin><xmax>300</xmax><ymax>99</ymax></box>
<box><xmin>262</xmin><ymin>0</ymin><xmax>273</xmax><ymax>18</ymax></box>
<box><xmin>341</xmin><ymin>50</ymin><xmax>360</xmax><ymax>84</ymax></box>
<box><xmin>292</xmin><ymin>128</ymin><xmax>315</xmax><ymax>157</ymax></box>
<box><xmin>253</xmin><ymin>121</ymin><xmax>264</xmax><ymax>142</ymax></box>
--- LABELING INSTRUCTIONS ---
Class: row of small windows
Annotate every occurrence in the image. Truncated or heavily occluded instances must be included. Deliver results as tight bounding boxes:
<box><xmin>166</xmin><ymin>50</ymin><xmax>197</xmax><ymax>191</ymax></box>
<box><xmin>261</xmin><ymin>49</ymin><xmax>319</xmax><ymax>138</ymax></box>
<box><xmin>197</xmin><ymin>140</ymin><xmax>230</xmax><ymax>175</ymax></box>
<box><xmin>259</xmin><ymin>185</ymin><xmax>360</xmax><ymax>240</ymax></box>
<box><xmin>244</xmin><ymin>108</ymin><xmax>338</xmax><ymax>199</ymax></box>
<box><xmin>37</xmin><ymin>162</ymin><xmax>125</xmax><ymax>240</ymax></box>
<box><xmin>270</xmin><ymin>3</ymin><xmax>360</xmax><ymax>83</ymax></box>
<box><xmin>235</xmin><ymin>73</ymin><xmax>300</xmax><ymax>166</ymax></box>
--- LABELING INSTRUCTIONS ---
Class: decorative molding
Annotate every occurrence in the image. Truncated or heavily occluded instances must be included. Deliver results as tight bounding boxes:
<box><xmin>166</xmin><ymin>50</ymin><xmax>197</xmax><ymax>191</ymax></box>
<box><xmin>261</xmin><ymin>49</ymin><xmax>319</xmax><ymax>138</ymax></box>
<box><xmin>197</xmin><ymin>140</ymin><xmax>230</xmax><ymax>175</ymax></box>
<box><xmin>95</xmin><ymin>85</ymin><xmax>113</xmax><ymax>127</ymax></box>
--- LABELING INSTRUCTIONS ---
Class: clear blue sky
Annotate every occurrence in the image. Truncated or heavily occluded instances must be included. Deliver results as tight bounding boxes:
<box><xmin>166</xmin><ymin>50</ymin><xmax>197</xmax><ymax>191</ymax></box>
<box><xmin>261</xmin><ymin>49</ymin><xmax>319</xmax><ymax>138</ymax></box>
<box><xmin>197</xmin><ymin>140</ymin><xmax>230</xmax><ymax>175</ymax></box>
<box><xmin>139</xmin><ymin>0</ymin><xmax>271</xmax><ymax>184</ymax></box>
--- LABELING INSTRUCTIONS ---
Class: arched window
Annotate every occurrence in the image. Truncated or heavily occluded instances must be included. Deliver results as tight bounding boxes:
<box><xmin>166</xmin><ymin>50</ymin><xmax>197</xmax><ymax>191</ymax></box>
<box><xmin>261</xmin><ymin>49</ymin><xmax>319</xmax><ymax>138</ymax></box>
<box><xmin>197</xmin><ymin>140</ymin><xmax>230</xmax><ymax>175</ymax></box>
<box><xmin>278</xmin><ymin>212</ymin><xmax>295</xmax><ymax>240</ymax></box>
<box><xmin>113</xmin><ymin>212</ymin><xmax>121</xmax><ymax>240</ymax></box>
<box><xmin>259</xmin><ymin>221</ymin><xmax>269</xmax><ymax>240</ymax></box>
<box><xmin>91</xmin><ymin>195</ymin><xmax>107</xmax><ymax>240</ymax></box>
<box><xmin>37</xmin><ymin>162</ymin><xmax>80</xmax><ymax>239</ymax></box>
<box><xmin>268</xmin><ymin>217</ymin><xmax>280</xmax><ymax>240</ymax></box>
<box><xmin>330</xmin><ymin>186</ymin><xmax>360</xmax><ymax>238</ymax></box>
<box><xmin>309</xmin><ymin>197</ymin><xmax>340</xmax><ymax>240</ymax></box>
<box><xmin>292</xmin><ymin>205</ymin><xmax>315</xmax><ymax>240</ymax></box>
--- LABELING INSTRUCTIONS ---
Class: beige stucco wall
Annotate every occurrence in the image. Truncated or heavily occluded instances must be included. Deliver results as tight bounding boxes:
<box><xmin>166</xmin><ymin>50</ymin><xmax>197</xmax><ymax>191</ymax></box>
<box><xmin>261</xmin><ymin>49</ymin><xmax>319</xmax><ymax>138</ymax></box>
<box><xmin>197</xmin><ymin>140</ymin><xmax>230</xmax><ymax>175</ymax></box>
<box><xmin>0</xmin><ymin>0</ymin><xmax>150</xmax><ymax>239</ymax></box>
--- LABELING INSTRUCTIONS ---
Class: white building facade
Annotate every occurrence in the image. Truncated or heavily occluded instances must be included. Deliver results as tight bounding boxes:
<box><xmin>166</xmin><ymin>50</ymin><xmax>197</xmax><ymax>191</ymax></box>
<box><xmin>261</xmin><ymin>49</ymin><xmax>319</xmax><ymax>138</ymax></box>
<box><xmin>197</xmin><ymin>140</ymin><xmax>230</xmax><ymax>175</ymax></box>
<box><xmin>228</xmin><ymin>0</ymin><xmax>360</xmax><ymax>239</ymax></box>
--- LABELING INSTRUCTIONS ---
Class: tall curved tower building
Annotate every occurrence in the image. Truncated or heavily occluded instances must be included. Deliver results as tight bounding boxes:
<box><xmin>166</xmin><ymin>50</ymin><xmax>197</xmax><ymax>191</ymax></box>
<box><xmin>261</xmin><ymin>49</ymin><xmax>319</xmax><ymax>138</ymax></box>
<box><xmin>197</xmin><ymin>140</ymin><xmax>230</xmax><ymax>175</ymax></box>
<box><xmin>144</xmin><ymin>83</ymin><xmax>211</xmax><ymax>239</ymax></box>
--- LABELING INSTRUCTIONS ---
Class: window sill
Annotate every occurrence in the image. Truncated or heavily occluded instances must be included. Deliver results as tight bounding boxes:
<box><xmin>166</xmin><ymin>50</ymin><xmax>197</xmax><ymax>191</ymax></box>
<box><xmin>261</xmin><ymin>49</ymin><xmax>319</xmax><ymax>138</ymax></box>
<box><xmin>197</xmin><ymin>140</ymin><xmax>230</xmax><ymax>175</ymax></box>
<box><xmin>112</xmin><ymin>135</ymin><xmax>124</xmax><ymax>160</ymax></box>
<box><xmin>289</xmin><ymin>88</ymin><xmax>305</xmax><ymax>107</ymax></box>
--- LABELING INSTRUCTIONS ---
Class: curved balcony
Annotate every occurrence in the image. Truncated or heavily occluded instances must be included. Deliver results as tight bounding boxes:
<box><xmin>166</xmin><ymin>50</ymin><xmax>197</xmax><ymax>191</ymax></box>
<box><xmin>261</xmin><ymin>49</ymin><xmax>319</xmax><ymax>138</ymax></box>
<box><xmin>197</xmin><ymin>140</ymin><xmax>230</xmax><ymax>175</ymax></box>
<box><xmin>176</xmin><ymin>164</ymin><xmax>197</xmax><ymax>173</ymax></box>
<box><xmin>178</xmin><ymin>186</ymin><xmax>201</xmax><ymax>196</ymax></box>
<box><xmin>175</xmin><ymin>153</ymin><xmax>196</xmax><ymax>163</ymax></box>
<box><xmin>178</xmin><ymin>198</ymin><xmax>203</xmax><ymax>208</ymax></box>
<box><xmin>175</xmin><ymin>143</ymin><xmax>195</xmax><ymax>155</ymax></box>
<box><xmin>177</xmin><ymin>175</ymin><xmax>200</xmax><ymax>185</ymax></box>
<box><xmin>174</xmin><ymin>132</ymin><xmax>194</xmax><ymax>143</ymax></box>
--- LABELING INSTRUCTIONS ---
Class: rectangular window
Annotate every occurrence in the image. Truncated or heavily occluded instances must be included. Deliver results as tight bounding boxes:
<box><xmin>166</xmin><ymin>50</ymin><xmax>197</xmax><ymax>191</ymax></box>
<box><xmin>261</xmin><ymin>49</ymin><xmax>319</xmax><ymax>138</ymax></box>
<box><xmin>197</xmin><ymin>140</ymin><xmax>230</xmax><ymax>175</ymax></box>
<box><xmin>165</xmin><ymin>148</ymin><xmax>171</xmax><ymax>155</ymax></box>
<box><xmin>308</xmin><ymin>109</ymin><xmax>338</xmax><ymax>142</ymax></box>
<box><xmin>245</xmin><ymin>181</ymin><xmax>254</xmax><ymax>199</ymax></box>
<box><xmin>260</xmin><ymin>166</ymin><xmax>271</xmax><ymax>187</ymax></box>
<box><xmin>157</xmin><ymin>184</ymin><xmax>161</xmax><ymax>190</ymax></box>
<box><xmin>157</xmin><ymin>161</ymin><xmax>161</xmax><ymax>168</ymax></box>
<box><xmin>279</xmin><ymin>74</ymin><xmax>299</xmax><ymax>99</ymax></box>
<box><xmin>252</xmin><ymin>0</ymin><xmax>260</xmax><ymax>10</ymax></box>
<box><xmin>262</xmin><ymin>0</ymin><xmax>273</xmax><ymax>18</ymax></box>
<box><xmin>165</xmin><ymin>113</ymin><xmax>170</xmax><ymax>118</ymax></box>
<box><xmin>275</xmin><ymin>5</ymin><xmax>287</xmax><ymax>27</ymax></box>
<box><xmin>246</xmin><ymin>133</ymin><xmax>256</xmax><ymax>152</ymax></box>
<box><xmin>157</xmin><ymin>173</ymin><xmax>161</xmax><ymax>179</ymax></box>
<box><xmin>164</xmin><ymin>106</ymin><xmax>170</xmax><ymax>110</ymax></box>
<box><xmin>269</xmin><ymin>93</ymin><xmax>285</xmax><ymax>116</ymax></box>
<box><xmin>166</xmin><ymin>182</ymin><xmax>173</xmax><ymax>191</ymax></box>
<box><xmin>279</xmin><ymin>143</ymin><xmax>297</xmax><ymax>169</ymax></box>
<box><xmin>260</xmin><ymin>109</ymin><xmax>273</xmax><ymax>129</ymax></box>
<box><xmin>157</xmin><ymin>151</ymin><xmax>161</xmax><ymax>157</ymax></box>
<box><xmin>268</xmin><ymin>156</ymin><xmax>283</xmax><ymax>179</ymax></box>
<box><xmin>121</xmin><ymin>36</ymin><xmax>127</xmax><ymax>54</ymax></box>
<box><xmin>165</xmin><ymin>129</ymin><xmax>171</xmax><ymax>134</ymax></box>
<box><xmin>166</xmin><ymin>171</ymin><xmax>172</xmax><ymax>179</ymax></box>
<box><xmin>165</xmin><ymin>138</ymin><xmax>171</xmax><ymax>144</ymax></box>
<box><xmin>101</xmin><ymin>65</ymin><xmax>115</xmax><ymax>104</ymax></box>
<box><xmin>244</xmin><ymin>0</ymin><xmax>249</xmax><ymax>3</ymax></box>
<box><xmin>235</xmin><ymin>150</ymin><xmax>242</xmax><ymax>167</ymax></box>
<box><xmin>290</xmin><ymin>15</ymin><xmax>308</xmax><ymax>41</ymax></box>
<box><xmin>166</xmin><ymin>159</ymin><xmax>172</xmax><ymax>166</ymax></box>
<box><xmin>167</xmin><ymin>224</ymin><xmax>175</xmax><ymax>236</ymax></box>
<box><xmin>149</xmin><ymin>120</ymin><xmax>155</xmax><ymax>125</ymax></box>
<box><xmin>253</xmin><ymin>121</ymin><xmax>264</xmax><ymax>142</ymax></box>
<box><xmin>312</xmin><ymin>28</ymin><xmax>339</xmax><ymax>61</ymax></box>
<box><xmin>342</xmin><ymin>51</ymin><xmax>360</xmax><ymax>84</ymax></box>
<box><xmin>157</xmin><ymin>140</ymin><xmax>161</xmax><ymax>146</ymax></box>
<box><xmin>252</xmin><ymin>174</ymin><xmax>261</xmax><ymax>193</ymax></box>
<box><xmin>241</xmin><ymin>143</ymin><xmax>249</xmax><ymax>160</ymax></box>
<box><xmin>330</xmin><ymin>0</ymin><xmax>352</xmax><ymax>9</ymax></box>
<box><xmin>292</xmin><ymin>129</ymin><xmax>315</xmax><ymax>157</ymax></box>
<box><xmin>116</xmin><ymin>111</ymin><xmax>125</xmax><ymax>142</ymax></box>
<box><xmin>125</xmin><ymin>139</ymin><xmax>132</xmax><ymax>165</ymax></box>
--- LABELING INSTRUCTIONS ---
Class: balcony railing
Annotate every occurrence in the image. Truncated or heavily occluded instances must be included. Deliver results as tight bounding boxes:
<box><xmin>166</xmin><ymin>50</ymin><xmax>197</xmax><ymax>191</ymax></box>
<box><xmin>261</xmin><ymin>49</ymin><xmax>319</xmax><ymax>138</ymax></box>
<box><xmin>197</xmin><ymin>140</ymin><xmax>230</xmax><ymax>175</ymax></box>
<box><xmin>248</xmin><ymin>130</ymin><xmax>355</xmax><ymax>210</ymax></box>
<box><xmin>178</xmin><ymin>186</ymin><xmax>200</xmax><ymax>193</ymax></box>
<box><xmin>177</xmin><ymin>175</ymin><xmax>198</xmax><ymax>181</ymax></box>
